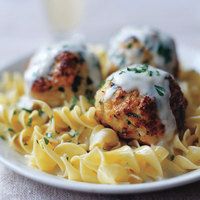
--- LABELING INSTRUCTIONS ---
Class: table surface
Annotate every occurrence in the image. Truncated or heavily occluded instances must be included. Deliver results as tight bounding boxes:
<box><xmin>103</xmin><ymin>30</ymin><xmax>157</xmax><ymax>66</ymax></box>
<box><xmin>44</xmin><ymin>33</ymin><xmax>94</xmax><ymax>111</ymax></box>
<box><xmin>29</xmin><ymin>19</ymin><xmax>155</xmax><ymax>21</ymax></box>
<box><xmin>0</xmin><ymin>0</ymin><xmax>200</xmax><ymax>199</ymax></box>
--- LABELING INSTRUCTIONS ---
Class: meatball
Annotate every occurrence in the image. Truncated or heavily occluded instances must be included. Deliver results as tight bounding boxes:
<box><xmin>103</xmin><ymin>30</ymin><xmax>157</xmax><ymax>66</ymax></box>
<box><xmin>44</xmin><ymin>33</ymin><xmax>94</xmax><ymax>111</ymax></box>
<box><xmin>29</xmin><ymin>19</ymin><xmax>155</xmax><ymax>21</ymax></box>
<box><xmin>108</xmin><ymin>26</ymin><xmax>179</xmax><ymax>77</ymax></box>
<box><xmin>24</xmin><ymin>41</ymin><xmax>101</xmax><ymax>107</ymax></box>
<box><xmin>95</xmin><ymin>64</ymin><xmax>187</xmax><ymax>145</ymax></box>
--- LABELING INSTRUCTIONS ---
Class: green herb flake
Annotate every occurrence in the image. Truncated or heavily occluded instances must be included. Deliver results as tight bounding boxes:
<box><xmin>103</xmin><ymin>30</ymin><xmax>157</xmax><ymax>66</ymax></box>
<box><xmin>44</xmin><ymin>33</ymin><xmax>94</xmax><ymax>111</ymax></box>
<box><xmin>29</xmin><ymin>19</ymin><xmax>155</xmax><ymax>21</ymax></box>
<box><xmin>170</xmin><ymin>155</ymin><xmax>175</xmax><ymax>161</ymax></box>
<box><xmin>38</xmin><ymin>109</ymin><xmax>44</xmax><ymax>117</ymax></box>
<box><xmin>86</xmin><ymin>77</ymin><xmax>93</xmax><ymax>85</ymax></box>
<box><xmin>85</xmin><ymin>89</ymin><xmax>93</xmax><ymax>100</ymax></box>
<box><xmin>8</xmin><ymin>128</ymin><xmax>14</xmax><ymax>133</ymax></box>
<box><xmin>22</xmin><ymin>108</ymin><xmax>33</xmax><ymax>113</ymax></box>
<box><xmin>27</xmin><ymin>118</ymin><xmax>32</xmax><ymax>127</ymax></box>
<box><xmin>88</xmin><ymin>98</ymin><xmax>95</xmax><ymax>105</ymax></box>
<box><xmin>13</xmin><ymin>110</ymin><xmax>17</xmax><ymax>115</ymax></box>
<box><xmin>156</xmin><ymin>70</ymin><xmax>160</xmax><ymax>76</ymax></box>
<box><xmin>58</xmin><ymin>86</ymin><xmax>65</xmax><ymax>92</ymax></box>
<box><xmin>44</xmin><ymin>137</ymin><xmax>49</xmax><ymax>145</ymax></box>
<box><xmin>126</xmin><ymin>43</ymin><xmax>132</xmax><ymax>49</ymax></box>
<box><xmin>50</xmin><ymin>116</ymin><xmax>53</xmax><ymax>121</ymax></box>
<box><xmin>148</xmin><ymin>70</ymin><xmax>153</xmax><ymax>77</ymax></box>
<box><xmin>127</xmin><ymin>67</ymin><xmax>136</xmax><ymax>72</ymax></box>
<box><xmin>69</xmin><ymin>130</ymin><xmax>79</xmax><ymax>138</ymax></box>
<box><xmin>127</xmin><ymin>64</ymin><xmax>148</xmax><ymax>73</ymax></box>
<box><xmin>70</xmin><ymin>96</ymin><xmax>78</xmax><ymax>110</ymax></box>
<box><xmin>98</xmin><ymin>80</ymin><xmax>105</xmax><ymax>89</ymax></box>
<box><xmin>127</xmin><ymin>112</ymin><xmax>141</xmax><ymax>118</ymax></box>
<box><xmin>154</xmin><ymin>85</ymin><xmax>165</xmax><ymax>96</ymax></box>
<box><xmin>71</xmin><ymin>75</ymin><xmax>82</xmax><ymax>92</ymax></box>
<box><xmin>55</xmin><ymin>131</ymin><xmax>60</xmax><ymax>135</ymax></box>
<box><xmin>119</xmin><ymin>71</ymin><xmax>125</xmax><ymax>75</ymax></box>
<box><xmin>0</xmin><ymin>135</ymin><xmax>5</xmax><ymax>140</ymax></box>
<box><xmin>127</xmin><ymin>119</ymin><xmax>132</xmax><ymax>125</ymax></box>
<box><xmin>157</xmin><ymin>44</ymin><xmax>171</xmax><ymax>64</ymax></box>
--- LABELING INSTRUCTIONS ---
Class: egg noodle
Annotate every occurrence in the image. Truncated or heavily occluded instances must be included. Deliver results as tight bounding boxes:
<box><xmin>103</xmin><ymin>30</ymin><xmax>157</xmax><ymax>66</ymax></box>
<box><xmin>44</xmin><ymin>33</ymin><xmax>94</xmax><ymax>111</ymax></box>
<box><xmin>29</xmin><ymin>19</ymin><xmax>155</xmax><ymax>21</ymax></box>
<box><xmin>0</xmin><ymin>71</ymin><xmax>200</xmax><ymax>184</ymax></box>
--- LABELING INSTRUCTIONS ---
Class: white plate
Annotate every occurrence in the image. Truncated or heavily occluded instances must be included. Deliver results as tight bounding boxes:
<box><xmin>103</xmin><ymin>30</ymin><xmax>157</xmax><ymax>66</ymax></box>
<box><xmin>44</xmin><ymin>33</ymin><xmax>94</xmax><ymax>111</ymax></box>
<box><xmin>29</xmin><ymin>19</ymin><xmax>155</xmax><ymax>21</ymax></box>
<box><xmin>0</xmin><ymin>46</ymin><xmax>200</xmax><ymax>194</ymax></box>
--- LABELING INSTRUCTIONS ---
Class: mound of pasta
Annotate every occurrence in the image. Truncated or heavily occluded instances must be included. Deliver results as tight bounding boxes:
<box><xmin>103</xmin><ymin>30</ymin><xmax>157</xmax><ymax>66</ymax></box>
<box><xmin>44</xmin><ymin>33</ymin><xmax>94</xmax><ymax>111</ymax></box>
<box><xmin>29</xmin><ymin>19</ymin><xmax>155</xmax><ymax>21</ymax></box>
<box><xmin>1</xmin><ymin>37</ymin><xmax>200</xmax><ymax>185</ymax></box>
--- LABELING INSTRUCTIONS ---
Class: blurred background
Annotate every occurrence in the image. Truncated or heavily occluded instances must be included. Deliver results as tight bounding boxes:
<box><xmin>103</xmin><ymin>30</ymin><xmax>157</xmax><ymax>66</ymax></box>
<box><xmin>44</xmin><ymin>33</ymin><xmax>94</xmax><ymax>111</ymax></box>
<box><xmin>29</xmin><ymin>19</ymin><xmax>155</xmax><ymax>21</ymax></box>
<box><xmin>0</xmin><ymin>0</ymin><xmax>200</xmax><ymax>66</ymax></box>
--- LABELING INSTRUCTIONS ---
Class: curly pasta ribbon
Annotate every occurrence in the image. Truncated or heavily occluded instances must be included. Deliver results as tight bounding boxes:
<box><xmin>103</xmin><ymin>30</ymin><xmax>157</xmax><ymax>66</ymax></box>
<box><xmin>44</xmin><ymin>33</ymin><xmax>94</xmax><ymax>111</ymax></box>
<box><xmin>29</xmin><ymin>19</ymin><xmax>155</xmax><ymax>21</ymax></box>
<box><xmin>0</xmin><ymin>72</ymin><xmax>200</xmax><ymax>184</ymax></box>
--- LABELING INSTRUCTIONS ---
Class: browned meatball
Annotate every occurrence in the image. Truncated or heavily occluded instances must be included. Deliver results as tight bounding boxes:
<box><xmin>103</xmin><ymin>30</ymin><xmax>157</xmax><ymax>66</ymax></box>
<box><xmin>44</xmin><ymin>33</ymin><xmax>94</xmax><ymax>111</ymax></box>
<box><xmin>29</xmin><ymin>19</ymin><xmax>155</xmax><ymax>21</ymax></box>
<box><xmin>31</xmin><ymin>52</ymin><xmax>85</xmax><ymax>92</ymax></box>
<box><xmin>95</xmin><ymin>64</ymin><xmax>187</xmax><ymax>145</ymax></box>
<box><xmin>108</xmin><ymin>26</ymin><xmax>179</xmax><ymax>77</ymax></box>
<box><xmin>24</xmin><ymin>42</ymin><xmax>101</xmax><ymax>107</ymax></box>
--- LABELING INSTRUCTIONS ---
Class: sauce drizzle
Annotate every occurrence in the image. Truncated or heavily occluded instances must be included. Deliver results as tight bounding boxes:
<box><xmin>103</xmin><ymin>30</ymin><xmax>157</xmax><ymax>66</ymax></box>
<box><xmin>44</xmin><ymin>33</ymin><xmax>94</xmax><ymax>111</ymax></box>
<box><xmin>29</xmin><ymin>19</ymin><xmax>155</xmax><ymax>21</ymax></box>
<box><xmin>103</xmin><ymin>64</ymin><xmax>176</xmax><ymax>141</ymax></box>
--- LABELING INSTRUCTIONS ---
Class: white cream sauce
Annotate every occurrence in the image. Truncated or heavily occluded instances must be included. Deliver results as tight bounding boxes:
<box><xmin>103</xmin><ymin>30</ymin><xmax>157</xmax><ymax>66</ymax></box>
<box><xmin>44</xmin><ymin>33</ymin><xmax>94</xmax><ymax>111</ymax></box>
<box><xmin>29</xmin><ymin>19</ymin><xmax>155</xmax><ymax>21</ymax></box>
<box><xmin>103</xmin><ymin>64</ymin><xmax>176</xmax><ymax>142</ymax></box>
<box><xmin>108</xmin><ymin>26</ymin><xmax>177</xmax><ymax>74</ymax></box>
<box><xmin>17</xmin><ymin>95</ymin><xmax>34</xmax><ymax>109</ymax></box>
<box><xmin>24</xmin><ymin>40</ymin><xmax>101</xmax><ymax>93</ymax></box>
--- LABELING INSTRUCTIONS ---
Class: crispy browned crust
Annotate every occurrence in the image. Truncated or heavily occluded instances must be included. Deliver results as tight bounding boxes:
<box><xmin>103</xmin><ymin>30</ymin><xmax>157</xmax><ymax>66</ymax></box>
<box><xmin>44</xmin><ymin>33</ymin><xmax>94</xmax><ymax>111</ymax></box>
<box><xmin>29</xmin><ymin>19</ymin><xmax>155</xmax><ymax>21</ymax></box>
<box><xmin>95</xmin><ymin>85</ymin><xmax>165</xmax><ymax>144</ymax></box>
<box><xmin>168</xmin><ymin>76</ymin><xmax>188</xmax><ymax>131</ymax></box>
<box><xmin>31</xmin><ymin>51</ymin><xmax>84</xmax><ymax>93</ymax></box>
<box><xmin>95</xmin><ymin>77</ymin><xmax>187</xmax><ymax>144</ymax></box>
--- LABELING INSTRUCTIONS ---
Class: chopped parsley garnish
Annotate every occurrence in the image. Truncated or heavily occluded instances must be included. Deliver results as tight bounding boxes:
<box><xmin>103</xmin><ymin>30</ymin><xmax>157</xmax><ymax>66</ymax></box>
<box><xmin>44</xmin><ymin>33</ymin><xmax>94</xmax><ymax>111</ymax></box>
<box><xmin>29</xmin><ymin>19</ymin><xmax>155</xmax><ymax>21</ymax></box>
<box><xmin>88</xmin><ymin>98</ymin><xmax>95</xmax><ymax>105</ymax></box>
<box><xmin>170</xmin><ymin>155</ymin><xmax>175</xmax><ymax>161</ymax></box>
<box><xmin>110</xmin><ymin>82</ymin><xmax>115</xmax><ymax>87</ymax></box>
<box><xmin>46</xmin><ymin>132</ymin><xmax>52</xmax><ymax>138</ymax></box>
<box><xmin>27</xmin><ymin>118</ymin><xmax>32</xmax><ymax>127</ymax></box>
<box><xmin>22</xmin><ymin>108</ymin><xmax>32</xmax><ymax>113</ymax></box>
<box><xmin>126</xmin><ymin>43</ymin><xmax>132</xmax><ymax>49</ymax></box>
<box><xmin>49</xmin><ymin>116</ymin><xmax>53</xmax><ymax>122</ymax></box>
<box><xmin>154</xmin><ymin>85</ymin><xmax>165</xmax><ymax>96</ymax></box>
<box><xmin>85</xmin><ymin>89</ymin><xmax>93</xmax><ymax>100</ymax></box>
<box><xmin>38</xmin><ymin>109</ymin><xmax>44</xmax><ymax>117</ymax></box>
<box><xmin>44</xmin><ymin>137</ymin><xmax>49</xmax><ymax>145</ymax></box>
<box><xmin>119</xmin><ymin>71</ymin><xmax>125</xmax><ymax>75</ymax></box>
<box><xmin>127</xmin><ymin>67</ymin><xmax>135</xmax><ymax>72</ymax></box>
<box><xmin>127</xmin><ymin>112</ymin><xmax>141</xmax><ymax>118</ymax></box>
<box><xmin>127</xmin><ymin>64</ymin><xmax>148</xmax><ymax>73</ymax></box>
<box><xmin>71</xmin><ymin>75</ymin><xmax>82</xmax><ymax>92</ymax></box>
<box><xmin>24</xmin><ymin>142</ymin><xmax>28</xmax><ymax>146</ymax></box>
<box><xmin>148</xmin><ymin>70</ymin><xmax>153</xmax><ymax>77</ymax></box>
<box><xmin>86</xmin><ymin>77</ymin><xmax>93</xmax><ymax>85</ymax></box>
<box><xmin>8</xmin><ymin>128</ymin><xmax>14</xmax><ymax>133</ymax></box>
<box><xmin>70</xmin><ymin>96</ymin><xmax>78</xmax><ymax>110</ymax></box>
<box><xmin>48</xmin><ymin>86</ymin><xmax>53</xmax><ymax>90</ymax></box>
<box><xmin>13</xmin><ymin>110</ymin><xmax>17</xmax><ymax>115</ymax></box>
<box><xmin>157</xmin><ymin>43</ymin><xmax>171</xmax><ymax>64</ymax></box>
<box><xmin>69</xmin><ymin>130</ymin><xmax>79</xmax><ymax>138</ymax></box>
<box><xmin>58</xmin><ymin>86</ymin><xmax>65</xmax><ymax>92</ymax></box>
<box><xmin>156</xmin><ymin>70</ymin><xmax>160</xmax><ymax>76</ymax></box>
<box><xmin>127</xmin><ymin>119</ymin><xmax>132</xmax><ymax>125</ymax></box>
<box><xmin>98</xmin><ymin>80</ymin><xmax>105</xmax><ymax>89</ymax></box>
<box><xmin>0</xmin><ymin>135</ymin><xmax>5</xmax><ymax>140</ymax></box>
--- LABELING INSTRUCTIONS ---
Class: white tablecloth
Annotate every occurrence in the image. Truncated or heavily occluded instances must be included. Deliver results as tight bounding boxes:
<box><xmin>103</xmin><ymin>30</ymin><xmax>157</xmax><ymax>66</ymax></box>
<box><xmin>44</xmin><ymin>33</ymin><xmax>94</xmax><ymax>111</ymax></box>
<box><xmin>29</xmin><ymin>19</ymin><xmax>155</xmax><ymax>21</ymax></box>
<box><xmin>0</xmin><ymin>0</ymin><xmax>200</xmax><ymax>199</ymax></box>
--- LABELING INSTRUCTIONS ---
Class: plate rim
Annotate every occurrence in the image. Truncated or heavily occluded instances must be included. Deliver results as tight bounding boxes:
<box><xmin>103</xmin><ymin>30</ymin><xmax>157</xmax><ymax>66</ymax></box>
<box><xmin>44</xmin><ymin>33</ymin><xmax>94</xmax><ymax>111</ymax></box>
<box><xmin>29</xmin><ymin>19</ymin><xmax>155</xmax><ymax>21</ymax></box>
<box><xmin>0</xmin><ymin>47</ymin><xmax>200</xmax><ymax>194</ymax></box>
<box><xmin>1</xmin><ymin>147</ymin><xmax>200</xmax><ymax>194</ymax></box>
